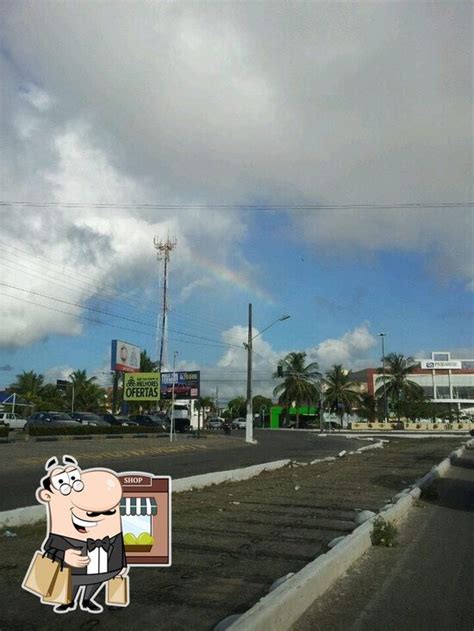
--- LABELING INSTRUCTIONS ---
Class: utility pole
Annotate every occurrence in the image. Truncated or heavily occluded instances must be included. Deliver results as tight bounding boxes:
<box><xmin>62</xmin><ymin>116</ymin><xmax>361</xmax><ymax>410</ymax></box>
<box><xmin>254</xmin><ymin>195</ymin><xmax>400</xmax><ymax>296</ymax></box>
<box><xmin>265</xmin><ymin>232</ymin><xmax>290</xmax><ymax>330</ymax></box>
<box><xmin>154</xmin><ymin>236</ymin><xmax>177</xmax><ymax>372</ymax></box>
<box><xmin>215</xmin><ymin>386</ymin><xmax>219</xmax><ymax>417</ymax></box>
<box><xmin>245</xmin><ymin>303</ymin><xmax>254</xmax><ymax>443</ymax></box>
<box><xmin>379</xmin><ymin>333</ymin><xmax>388</xmax><ymax>422</ymax></box>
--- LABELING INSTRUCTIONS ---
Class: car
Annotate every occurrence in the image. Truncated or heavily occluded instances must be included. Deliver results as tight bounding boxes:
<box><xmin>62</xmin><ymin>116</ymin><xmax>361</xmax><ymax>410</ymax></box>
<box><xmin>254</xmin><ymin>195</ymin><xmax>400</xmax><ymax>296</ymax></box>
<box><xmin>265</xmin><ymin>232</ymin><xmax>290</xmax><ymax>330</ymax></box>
<box><xmin>70</xmin><ymin>412</ymin><xmax>110</xmax><ymax>426</ymax></box>
<box><xmin>100</xmin><ymin>413</ymin><xmax>138</xmax><ymax>427</ymax></box>
<box><xmin>25</xmin><ymin>412</ymin><xmax>81</xmax><ymax>429</ymax></box>
<box><xmin>0</xmin><ymin>412</ymin><xmax>27</xmax><ymax>430</ymax></box>
<box><xmin>129</xmin><ymin>414</ymin><xmax>170</xmax><ymax>431</ymax></box>
<box><xmin>207</xmin><ymin>417</ymin><xmax>224</xmax><ymax>430</ymax></box>
<box><xmin>232</xmin><ymin>417</ymin><xmax>247</xmax><ymax>430</ymax></box>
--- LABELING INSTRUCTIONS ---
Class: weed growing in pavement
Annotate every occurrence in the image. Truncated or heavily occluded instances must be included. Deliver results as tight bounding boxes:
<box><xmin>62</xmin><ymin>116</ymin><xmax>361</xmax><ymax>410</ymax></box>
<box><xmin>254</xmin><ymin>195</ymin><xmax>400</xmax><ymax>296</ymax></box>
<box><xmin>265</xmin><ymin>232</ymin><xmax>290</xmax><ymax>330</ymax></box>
<box><xmin>371</xmin><ymin>517</ymin><xmax>398</xmax><ymax>547</ymax></box>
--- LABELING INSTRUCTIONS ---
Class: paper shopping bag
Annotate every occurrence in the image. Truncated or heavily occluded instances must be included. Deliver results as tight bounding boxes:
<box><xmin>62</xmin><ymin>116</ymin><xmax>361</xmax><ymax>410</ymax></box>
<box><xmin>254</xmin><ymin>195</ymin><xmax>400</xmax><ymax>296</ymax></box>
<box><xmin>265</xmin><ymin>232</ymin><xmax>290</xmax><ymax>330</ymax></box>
<box><xmin>42</xmin><ymin>566</ymin><xmax>72</xmax><ymax>605</ymax></box>
<box><xmin>105</xmin><ymin>576</ymin><xmax>130</xmax><ymax>607</ymax></box>
<box><xmin>22</xmin><ymin>551</ymin><xmax>60</xmax><ymax>598</ymax></box>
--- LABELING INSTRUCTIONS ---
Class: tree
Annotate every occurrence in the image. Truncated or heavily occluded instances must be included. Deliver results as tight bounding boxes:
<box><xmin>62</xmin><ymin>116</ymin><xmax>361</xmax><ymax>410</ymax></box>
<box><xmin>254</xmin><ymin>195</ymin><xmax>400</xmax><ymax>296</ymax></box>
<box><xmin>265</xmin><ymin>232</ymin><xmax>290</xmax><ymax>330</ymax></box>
<box><xmin>355</xmin><ymin>392</ymin><xmax>378</xmax><ymax>423</ymax></box>
<box><xmin>10</xmin><ymin>370</ymin><xmax>44</xmax><ymax>398</ymax></box>
<box><xmin>195</xmin><ymin>396</ymin><xmax>216</xmax><ymax>418</ymax></box>
<box><xmin>323</xmin><ymin>365</ymin><xmax>361</xmax><ymax>427</ymax></box>
<box><xmin>273</xmin><ymin>352</ymin><xmax>321</xmax><ymax>428</ymax></box>
<box><xmin>69</xmin><ymin>370</ymin><xmax>106</xmax><ymax>412</ymax></box>
<box><xmin>140</xmin><ymin>350</ymin><xmax>158</xmax><ymax>372</ymax></box>
<box><xmin>10</xmin><ymin>371</ymin><xmax>45</xmax><ymax>410</ymax></box>
<box><xmin>375</xmin><ymin>354</ymin><xmax>424</xmax><ymax>422</ymax></box>
<box><xmin>227</xmin><ymin>396</ymin><xmax>247</xmax><ymax>418</ymax></box>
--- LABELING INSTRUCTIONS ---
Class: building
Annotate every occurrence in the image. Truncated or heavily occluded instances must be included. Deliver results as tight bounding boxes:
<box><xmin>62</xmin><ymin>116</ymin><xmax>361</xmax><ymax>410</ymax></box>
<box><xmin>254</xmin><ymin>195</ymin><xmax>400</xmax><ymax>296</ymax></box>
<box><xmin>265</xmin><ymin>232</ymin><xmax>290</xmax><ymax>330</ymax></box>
<box><xmin>353</xmin><ymin>352</ymin><xmax>474</xmax><ymax>413</ymax></box>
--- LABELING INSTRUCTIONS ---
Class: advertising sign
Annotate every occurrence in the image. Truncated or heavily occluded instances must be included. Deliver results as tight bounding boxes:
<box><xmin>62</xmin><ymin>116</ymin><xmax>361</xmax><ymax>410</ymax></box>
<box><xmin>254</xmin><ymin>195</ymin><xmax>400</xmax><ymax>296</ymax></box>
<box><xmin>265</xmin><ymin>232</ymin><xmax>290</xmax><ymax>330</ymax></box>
<box><xmin>123</xmin><ymin>373</ymin><xmax>161</xmax><ymax>401</ymax></box>
<box><xmin>111</xmin><ymin>340</ymin><xmax>141</xmax><ymax>373</ymax></box>
<box><xmin>421</xmin><ymin>360</ymin><xmax>462</xmax><ymax>370</ymax></box>
<box><xmin>160</xmin><ymin>371</ymin><xmax>200</xmax><ymax>399</ymax></box>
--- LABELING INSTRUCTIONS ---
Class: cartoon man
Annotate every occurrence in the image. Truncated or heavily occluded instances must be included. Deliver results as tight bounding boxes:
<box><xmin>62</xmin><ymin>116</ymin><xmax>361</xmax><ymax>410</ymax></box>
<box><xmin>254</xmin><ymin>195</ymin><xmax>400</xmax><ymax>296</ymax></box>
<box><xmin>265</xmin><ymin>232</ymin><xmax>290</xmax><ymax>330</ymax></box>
<box><xmin>36</xmin><ymin>455</ymin><xmax>128</xmax><ymax>614</ymax></box>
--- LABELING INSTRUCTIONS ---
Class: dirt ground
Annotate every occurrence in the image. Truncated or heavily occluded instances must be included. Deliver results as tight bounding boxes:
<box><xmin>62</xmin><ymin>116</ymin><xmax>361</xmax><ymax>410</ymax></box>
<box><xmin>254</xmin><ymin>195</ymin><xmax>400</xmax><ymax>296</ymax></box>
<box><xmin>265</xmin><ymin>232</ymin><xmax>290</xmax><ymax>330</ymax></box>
<box><xmin>0</xmin><ymin>437</ymin><xmax>464</xmax><ymax>631</ymax></box>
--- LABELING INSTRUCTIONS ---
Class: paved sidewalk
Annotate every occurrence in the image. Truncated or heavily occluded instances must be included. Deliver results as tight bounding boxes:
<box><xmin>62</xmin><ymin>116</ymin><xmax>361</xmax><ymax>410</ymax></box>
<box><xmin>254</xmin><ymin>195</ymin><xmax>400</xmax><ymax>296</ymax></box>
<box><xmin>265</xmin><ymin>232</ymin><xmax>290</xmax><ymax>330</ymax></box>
<box><xmin>293</xmin><ymin>449</ymin><xmax>474</xmax><ymax>631</ymax></box>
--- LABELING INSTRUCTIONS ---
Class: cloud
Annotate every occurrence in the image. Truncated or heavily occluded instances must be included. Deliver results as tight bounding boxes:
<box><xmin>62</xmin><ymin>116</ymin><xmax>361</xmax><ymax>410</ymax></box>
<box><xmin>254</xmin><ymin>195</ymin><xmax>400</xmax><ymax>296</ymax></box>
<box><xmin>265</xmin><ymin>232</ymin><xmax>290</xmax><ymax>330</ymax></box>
<box><xmin>198</xmin><ymin>323</ymin><xmax>378</xmax><ymax>401</ymax></box>
<box><xmin>0</xmin><ymin>364</ymin><xmax>13</xmax><ymax>372</ymax></box>
<box><xmin>0</xmin><ymin>1</ymin><xmax>472</xmax><ymax>350</ymax></box>
<box><xmin>44</xmin><ymin>365</ymin><xmax>75</xmax><ymax>384</ymax></box>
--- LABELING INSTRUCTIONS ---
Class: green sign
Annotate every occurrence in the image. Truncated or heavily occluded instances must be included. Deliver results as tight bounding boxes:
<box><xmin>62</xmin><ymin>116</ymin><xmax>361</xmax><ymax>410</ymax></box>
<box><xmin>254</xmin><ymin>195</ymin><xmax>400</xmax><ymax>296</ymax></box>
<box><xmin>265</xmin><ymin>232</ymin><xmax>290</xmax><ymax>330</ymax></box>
<box><xmin>123</xmin><ymin>373</ymin><xmax>160</xmax><ymax>401</ymax></box>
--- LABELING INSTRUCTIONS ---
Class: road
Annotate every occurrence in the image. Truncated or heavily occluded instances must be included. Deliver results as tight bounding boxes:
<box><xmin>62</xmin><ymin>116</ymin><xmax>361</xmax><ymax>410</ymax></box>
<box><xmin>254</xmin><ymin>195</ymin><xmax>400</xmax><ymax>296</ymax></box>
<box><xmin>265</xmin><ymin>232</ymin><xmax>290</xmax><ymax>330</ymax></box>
<box><xmin>293</xmin><ymin>446</ymin><xmax>474</xmax><ymax>631</ymax></box>
<box><xmin>0</xmin><ymin>437</ymin><xmax>465</xmax><ymax>631</ymax></box>
<box><xmin>0</xmin><ymin>430</ymin><xmax>362</xmax><ymax>510</ymax></box>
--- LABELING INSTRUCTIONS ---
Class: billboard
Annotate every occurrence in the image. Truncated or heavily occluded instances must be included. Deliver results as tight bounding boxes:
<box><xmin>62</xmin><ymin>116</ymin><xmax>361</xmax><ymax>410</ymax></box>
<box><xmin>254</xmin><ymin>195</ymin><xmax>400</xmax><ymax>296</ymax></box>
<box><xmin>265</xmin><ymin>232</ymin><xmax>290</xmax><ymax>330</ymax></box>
<box><xmin>421</xmin><ymin>360</ymin><xmax>462</xmax><ymax>370</ymax></box>
<box><xmin>160</xmin><ymin>371</ymin><xmax>200</xmax><ymax>400</ymax></box>
<box><xmin>123</xmin><ymin>373</ymin><xmax>161</xmax><ymax>401</ymax></box>
<box><xmin>111</xmin><ymin>340</ymin><xmax>141</xmax><ymax>373</ymax></box>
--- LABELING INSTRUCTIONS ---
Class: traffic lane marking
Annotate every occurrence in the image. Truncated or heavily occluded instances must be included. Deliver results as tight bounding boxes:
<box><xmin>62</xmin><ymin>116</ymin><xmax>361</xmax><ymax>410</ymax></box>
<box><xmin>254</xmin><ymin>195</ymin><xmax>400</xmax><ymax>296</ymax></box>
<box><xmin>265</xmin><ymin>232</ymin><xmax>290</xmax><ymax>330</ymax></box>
<box><xmin>17</xmin><ymin>442</ymin><xmax>211</xmax><ymax>466</ymax></box>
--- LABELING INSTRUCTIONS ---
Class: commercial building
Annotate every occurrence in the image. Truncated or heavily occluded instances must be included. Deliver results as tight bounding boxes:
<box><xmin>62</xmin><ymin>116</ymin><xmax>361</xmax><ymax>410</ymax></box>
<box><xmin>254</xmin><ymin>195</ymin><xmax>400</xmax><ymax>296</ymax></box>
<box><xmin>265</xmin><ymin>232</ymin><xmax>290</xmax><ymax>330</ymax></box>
<box><xmin>352</xmin><ymin>352</ymin><xmax>474</xmax><ymax>412</ymax></box>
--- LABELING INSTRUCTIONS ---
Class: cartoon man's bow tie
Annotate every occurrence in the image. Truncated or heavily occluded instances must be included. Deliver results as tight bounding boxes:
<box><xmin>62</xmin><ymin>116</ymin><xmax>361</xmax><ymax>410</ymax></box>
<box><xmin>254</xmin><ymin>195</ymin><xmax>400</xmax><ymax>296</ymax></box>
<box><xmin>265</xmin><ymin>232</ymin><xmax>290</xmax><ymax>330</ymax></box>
<box><xmin>86</xmin><ymin>536</ymin><xmax>111</xmax><ymax>552</ymax></box>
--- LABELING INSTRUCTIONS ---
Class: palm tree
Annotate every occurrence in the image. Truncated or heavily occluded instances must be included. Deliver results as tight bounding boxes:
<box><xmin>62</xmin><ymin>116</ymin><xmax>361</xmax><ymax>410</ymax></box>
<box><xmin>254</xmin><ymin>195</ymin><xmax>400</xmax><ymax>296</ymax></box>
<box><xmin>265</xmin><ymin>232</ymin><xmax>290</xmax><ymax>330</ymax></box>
<box><xmin>375</xmin><ymin>353</ymin><xmax>424</xmax><ymax>422</ymax></box>
<box><xmin>356</xmin><ymin>392</ymin><xmax>378</xmax><ymax>423</ymax></box>
<box><xmin>140</xmin><ymin>350</ymin><xmax>158</xmax><ymax>372</ymax></box>
<box><xmin>10</xmin><ymin>370</ymin><xmax>45</xmax><ymax>398</ymax></box>
<box><xmin>69</xmin><ymin>370</ymin><xmax>106</xmax><ymax>411</ymax></box>
<box><xmin>323</xmin><ymin>365</ymin><xmax>361</xmax><ymax>428</ymax></box>
<box><xmin>273</xmin><ymin>352</ymin><xmax>321</xmax><ymax>428</ymax></box>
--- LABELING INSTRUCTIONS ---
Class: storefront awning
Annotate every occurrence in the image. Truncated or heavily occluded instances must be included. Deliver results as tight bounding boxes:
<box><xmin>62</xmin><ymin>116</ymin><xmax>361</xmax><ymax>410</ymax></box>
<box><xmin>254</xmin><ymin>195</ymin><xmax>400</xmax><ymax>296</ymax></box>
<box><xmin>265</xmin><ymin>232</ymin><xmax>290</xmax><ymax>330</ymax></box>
<box><xmin>120</xmin><ymin>496</ymin><xmax>157</xmax><ymax>516</ymax></box>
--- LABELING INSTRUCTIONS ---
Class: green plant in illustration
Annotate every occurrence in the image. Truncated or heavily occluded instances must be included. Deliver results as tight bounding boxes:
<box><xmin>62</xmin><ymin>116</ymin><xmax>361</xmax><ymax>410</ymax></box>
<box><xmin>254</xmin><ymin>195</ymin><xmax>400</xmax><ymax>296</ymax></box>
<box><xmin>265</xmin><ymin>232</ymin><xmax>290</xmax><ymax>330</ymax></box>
<box><xmin>371</xmin><ymin>517</ymin><xmax>398</xmax><ymax>547</ymax></box>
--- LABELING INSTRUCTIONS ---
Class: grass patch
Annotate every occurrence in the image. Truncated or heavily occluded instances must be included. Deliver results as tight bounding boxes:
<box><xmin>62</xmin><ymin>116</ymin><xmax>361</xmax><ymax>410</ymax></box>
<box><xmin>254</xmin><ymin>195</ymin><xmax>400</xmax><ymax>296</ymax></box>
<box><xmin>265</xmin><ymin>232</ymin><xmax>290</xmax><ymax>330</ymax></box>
<box><xmin>371</xmin><ymin>516</ymin><xmax>398</xmax><ymax>547</ymax></box>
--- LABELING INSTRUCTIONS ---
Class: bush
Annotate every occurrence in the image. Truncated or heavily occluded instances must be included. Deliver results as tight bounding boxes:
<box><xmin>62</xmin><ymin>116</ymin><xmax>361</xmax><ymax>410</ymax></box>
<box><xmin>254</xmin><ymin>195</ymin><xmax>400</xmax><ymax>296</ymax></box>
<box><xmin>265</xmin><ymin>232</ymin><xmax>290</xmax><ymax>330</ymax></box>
<box><xmin>27</xmin><ymin>425</ymin><xmax>166</xmax><ymax>436</ymax></box>
<box><xmin>0</xmin><ymin>424</ymin><xmax>9</xmax><ymax>437</ymax></box>
<box><xmin>371</xmin><ymin>517</ymin><xmax>398</xmax><ymax>547</ymax></box>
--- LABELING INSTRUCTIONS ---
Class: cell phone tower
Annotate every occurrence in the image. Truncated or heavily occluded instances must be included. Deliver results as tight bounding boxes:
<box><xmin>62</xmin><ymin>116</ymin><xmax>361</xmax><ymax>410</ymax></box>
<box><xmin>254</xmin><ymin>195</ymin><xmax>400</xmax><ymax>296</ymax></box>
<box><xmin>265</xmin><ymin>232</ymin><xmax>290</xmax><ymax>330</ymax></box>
<box><xmin>153</xmin><ymin>235</ymin><xmax>177</xmax><ymax>372</ymax></box>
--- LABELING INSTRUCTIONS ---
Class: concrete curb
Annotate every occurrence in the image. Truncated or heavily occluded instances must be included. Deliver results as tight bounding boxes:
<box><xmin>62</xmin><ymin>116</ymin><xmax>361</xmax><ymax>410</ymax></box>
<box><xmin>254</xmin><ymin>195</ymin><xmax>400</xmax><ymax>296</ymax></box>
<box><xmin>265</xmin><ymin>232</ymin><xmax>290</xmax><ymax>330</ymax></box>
<box><xmin>172</xmin><ymin>459</ymin><xmax>291</xmax><ymax>493</ymax></box>
<box><xmin>227</xmin><ymin>437</ymin><xmax>472</xmax><ymax>631</ymax></box>
<box><xmin>0</xmin><ymin>459</ymin><xmax>291</xmax><ymax>529</ymax></box>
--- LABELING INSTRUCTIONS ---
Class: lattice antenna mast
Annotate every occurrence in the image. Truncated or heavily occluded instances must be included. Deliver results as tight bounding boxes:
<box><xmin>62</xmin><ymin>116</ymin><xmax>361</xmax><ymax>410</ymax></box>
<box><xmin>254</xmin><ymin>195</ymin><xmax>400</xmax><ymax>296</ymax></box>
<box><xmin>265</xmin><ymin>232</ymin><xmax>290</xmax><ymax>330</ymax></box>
<box><xmin>153</xmin><ymin>235</ymin><xmax>177</xmax><ymax>371</ymax></box>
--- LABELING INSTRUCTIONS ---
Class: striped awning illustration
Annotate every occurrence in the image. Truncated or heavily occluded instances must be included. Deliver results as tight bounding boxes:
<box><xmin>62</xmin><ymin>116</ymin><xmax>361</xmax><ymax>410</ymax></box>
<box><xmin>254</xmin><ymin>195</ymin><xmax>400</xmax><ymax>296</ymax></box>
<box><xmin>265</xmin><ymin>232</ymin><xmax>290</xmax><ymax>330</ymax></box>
<box><xmin>120</xmin><ymin>496</ymin><xmax>157</xmax><ymax>516</ymax></box>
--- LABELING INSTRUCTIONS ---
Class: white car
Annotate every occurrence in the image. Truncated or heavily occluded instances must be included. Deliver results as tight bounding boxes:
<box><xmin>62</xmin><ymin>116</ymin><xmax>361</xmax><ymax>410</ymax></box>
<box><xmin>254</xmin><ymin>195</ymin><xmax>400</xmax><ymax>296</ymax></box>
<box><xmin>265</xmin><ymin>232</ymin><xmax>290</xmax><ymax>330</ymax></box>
<box><xmin>0</xmin><ymin>412</ymin><xmax>27</xmax><ymax>430</ymax></box>
<box><xmin>232</xmin><ymin>417</ymin><xmax>247</xmax><ymax>430</ymax></box>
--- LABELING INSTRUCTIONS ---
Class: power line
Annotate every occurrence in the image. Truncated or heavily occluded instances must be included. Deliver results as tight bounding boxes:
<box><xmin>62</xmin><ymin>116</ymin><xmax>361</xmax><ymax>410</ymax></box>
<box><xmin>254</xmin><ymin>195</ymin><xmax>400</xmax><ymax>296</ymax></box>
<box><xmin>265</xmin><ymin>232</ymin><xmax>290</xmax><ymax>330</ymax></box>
<box><xmin>1</xmin><ymin>201</ymin><xmax>473</xmax><ymax>209</ymax></box>
<box><xmin>0</xmin><ymin>289</ymin><xmax>245</xmax><ymax>352</ymax></box>
<box><xmin>0</xmin><ymin>240</ymin><xmax>240</xmax><ymax>333</ymax></box>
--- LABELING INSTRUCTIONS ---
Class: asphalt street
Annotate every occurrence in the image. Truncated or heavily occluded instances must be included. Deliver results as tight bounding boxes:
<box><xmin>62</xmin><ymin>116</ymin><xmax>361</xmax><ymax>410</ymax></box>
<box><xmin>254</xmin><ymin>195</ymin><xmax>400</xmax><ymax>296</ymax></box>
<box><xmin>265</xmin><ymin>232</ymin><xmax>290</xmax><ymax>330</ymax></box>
<box><xmin>293</xmin><ymin>447</ymin><xmax>474</xmax><ymax>631</ymax></box>
<box><xmin>0</xmin><ymin>430</ymin><xmax>362</xmax><ymax>511</ymax></box>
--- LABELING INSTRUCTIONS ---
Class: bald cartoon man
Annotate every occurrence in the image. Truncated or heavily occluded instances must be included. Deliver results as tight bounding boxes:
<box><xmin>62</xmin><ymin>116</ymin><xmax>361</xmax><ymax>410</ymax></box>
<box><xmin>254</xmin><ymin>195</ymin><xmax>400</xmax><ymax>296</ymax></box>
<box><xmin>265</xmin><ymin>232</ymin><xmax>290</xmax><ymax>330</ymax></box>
<box><xmin>35</xmin><ymin>456</ymin><xmax>128</xmax><ymax>614</ymax></box>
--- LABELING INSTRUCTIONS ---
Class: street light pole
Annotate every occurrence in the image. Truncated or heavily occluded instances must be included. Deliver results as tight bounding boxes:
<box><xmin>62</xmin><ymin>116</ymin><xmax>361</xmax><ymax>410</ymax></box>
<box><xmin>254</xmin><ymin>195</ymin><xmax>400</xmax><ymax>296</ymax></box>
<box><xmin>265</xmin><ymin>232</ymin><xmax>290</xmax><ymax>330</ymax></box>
<box><xmin>245</xmin><ymin>303</ymin><xmax>253</xmax><ymax>443</ymax></box>
<box><xmin>170</xmin><ymin>351</ymin><xmax>178</xmax><ymax>443</ymax></box>
<box><xmin>379</xmin><ymin>333</ymin><xmax>388</xmax><ymax>422</ymax></box>
<box><xmin>245</xmin><ymin>307</ymin><xmax>291</xmax><ymax>444</ymax></box>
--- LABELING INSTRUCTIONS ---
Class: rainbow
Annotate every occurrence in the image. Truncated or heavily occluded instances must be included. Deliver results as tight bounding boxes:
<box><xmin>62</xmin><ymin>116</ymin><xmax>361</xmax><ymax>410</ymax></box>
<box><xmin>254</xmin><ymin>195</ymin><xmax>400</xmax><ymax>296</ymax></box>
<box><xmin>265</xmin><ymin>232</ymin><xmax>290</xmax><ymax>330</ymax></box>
<box><xmin>193</xmin><ymin>253</ymin><xmax>275</xmax><ymax>304</ymax></box>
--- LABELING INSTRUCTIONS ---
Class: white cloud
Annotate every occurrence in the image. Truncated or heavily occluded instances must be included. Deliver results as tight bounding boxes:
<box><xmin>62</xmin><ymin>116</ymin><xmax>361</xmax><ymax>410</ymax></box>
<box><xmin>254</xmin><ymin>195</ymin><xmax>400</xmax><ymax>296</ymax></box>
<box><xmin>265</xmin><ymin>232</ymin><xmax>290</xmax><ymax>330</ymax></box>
<box><xmin>0</xmin><ymin>1</ymin><xmax>472</xmax><ymax>349</ymax></box>
<box><xmin>44</xmin><ymin>365</ymin><xmax>75</xmax><ymax>384</ymax></box>
<box><xmin>197</xmin><ymin>323</ymin><xmax>377</xmax><ymax>401</ymax></box>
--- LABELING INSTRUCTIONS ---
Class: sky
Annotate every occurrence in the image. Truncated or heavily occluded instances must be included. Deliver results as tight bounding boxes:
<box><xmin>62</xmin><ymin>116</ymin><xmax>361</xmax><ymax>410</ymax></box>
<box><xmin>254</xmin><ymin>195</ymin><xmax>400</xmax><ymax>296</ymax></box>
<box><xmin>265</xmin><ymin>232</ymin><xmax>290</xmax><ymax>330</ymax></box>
<box><xmin>0</xmin><ymin>1</ymin><xmax>472</xmax><ymax>402</ymax></box>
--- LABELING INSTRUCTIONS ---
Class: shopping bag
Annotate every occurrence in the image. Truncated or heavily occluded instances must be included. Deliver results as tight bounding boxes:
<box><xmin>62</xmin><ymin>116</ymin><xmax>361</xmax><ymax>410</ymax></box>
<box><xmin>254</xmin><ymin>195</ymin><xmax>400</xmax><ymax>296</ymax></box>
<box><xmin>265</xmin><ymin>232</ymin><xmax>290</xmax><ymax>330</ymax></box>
<box><xmin>105</xmin><ymin>576</ymin><xmax>130</xmax><ymax>607</ymax></box>
<box><xmin>42</xmin><ymin>565</ymin><xmax>72</xmax><ymax>605</ymax></box>
<box><xmin>22</xmin><ymin>551</ymin><xmax>60</xmax><ymax>598</ymax></box>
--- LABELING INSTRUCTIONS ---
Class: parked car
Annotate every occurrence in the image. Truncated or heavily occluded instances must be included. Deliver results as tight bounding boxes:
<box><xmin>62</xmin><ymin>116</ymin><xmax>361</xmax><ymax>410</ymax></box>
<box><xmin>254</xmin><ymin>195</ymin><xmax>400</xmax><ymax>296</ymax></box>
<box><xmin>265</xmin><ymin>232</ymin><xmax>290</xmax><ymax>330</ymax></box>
<box><xmin>25</xmin><ymin>412</ymin><xmax>81</xmax><ymax>429</ymax></box>
<box><xmin>207</xmin><ymin>417</ymin><xmax>224</xmax><ymax>430</ymax></box>
<box><xmin>231</xmin><ymin>417</ymin><xmax>247</xmax><ymax>430</ymax></box>
<box><xmin>100</xmin><ymin>413</ymin><xmax>138</xmax><ymax>427</ymax></box>
<box><xmin>129</xmin><ymin>414</ymin><xmax>170</xmax><ymax>431</ymax></box>
<box><xmin>0</xmin><ymin>411</ymin><xmax>27</xmax><ymax>430</ymax></box>
<box><xmin>172</xmin><ymin>417</ymin><xmax>191</xmax><ymax>433</ymax></box>
<box><xmin>70</xmin><ymin>412</ymin><xmax>110</xmax><ymax>427</ymax></box>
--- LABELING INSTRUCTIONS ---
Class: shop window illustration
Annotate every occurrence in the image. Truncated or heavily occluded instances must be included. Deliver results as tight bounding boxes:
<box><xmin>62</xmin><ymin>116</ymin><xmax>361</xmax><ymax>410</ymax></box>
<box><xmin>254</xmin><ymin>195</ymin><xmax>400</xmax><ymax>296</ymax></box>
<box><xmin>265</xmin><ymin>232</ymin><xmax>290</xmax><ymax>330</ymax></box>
<box><xmin>118</xmin><ymin>472</ymin><xmax>171</xmax><ymax>567</ymax></box>
<box><xmin>121</xmin><ymin>497</ymin><xmax>157</xmax><ymax>552</ymax></box>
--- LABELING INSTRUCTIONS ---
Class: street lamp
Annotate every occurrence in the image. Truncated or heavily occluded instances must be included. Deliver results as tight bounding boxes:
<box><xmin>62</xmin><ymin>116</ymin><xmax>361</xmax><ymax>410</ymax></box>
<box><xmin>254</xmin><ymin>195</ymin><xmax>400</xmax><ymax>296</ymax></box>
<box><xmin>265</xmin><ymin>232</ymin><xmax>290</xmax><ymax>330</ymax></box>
<box><xmin>379</xmin><ymin>333</ymin><xmax>388</xmax><ymax>422</ymax></box>
<box><xmin>170</xmin><ymin>351</ymin><xmax>178</xmax><ymax>443</ymax></box>
<box><xmin>245</xmin><ymin>305</ymin><xmax>290</xmax><ymax>444</ymax></box>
